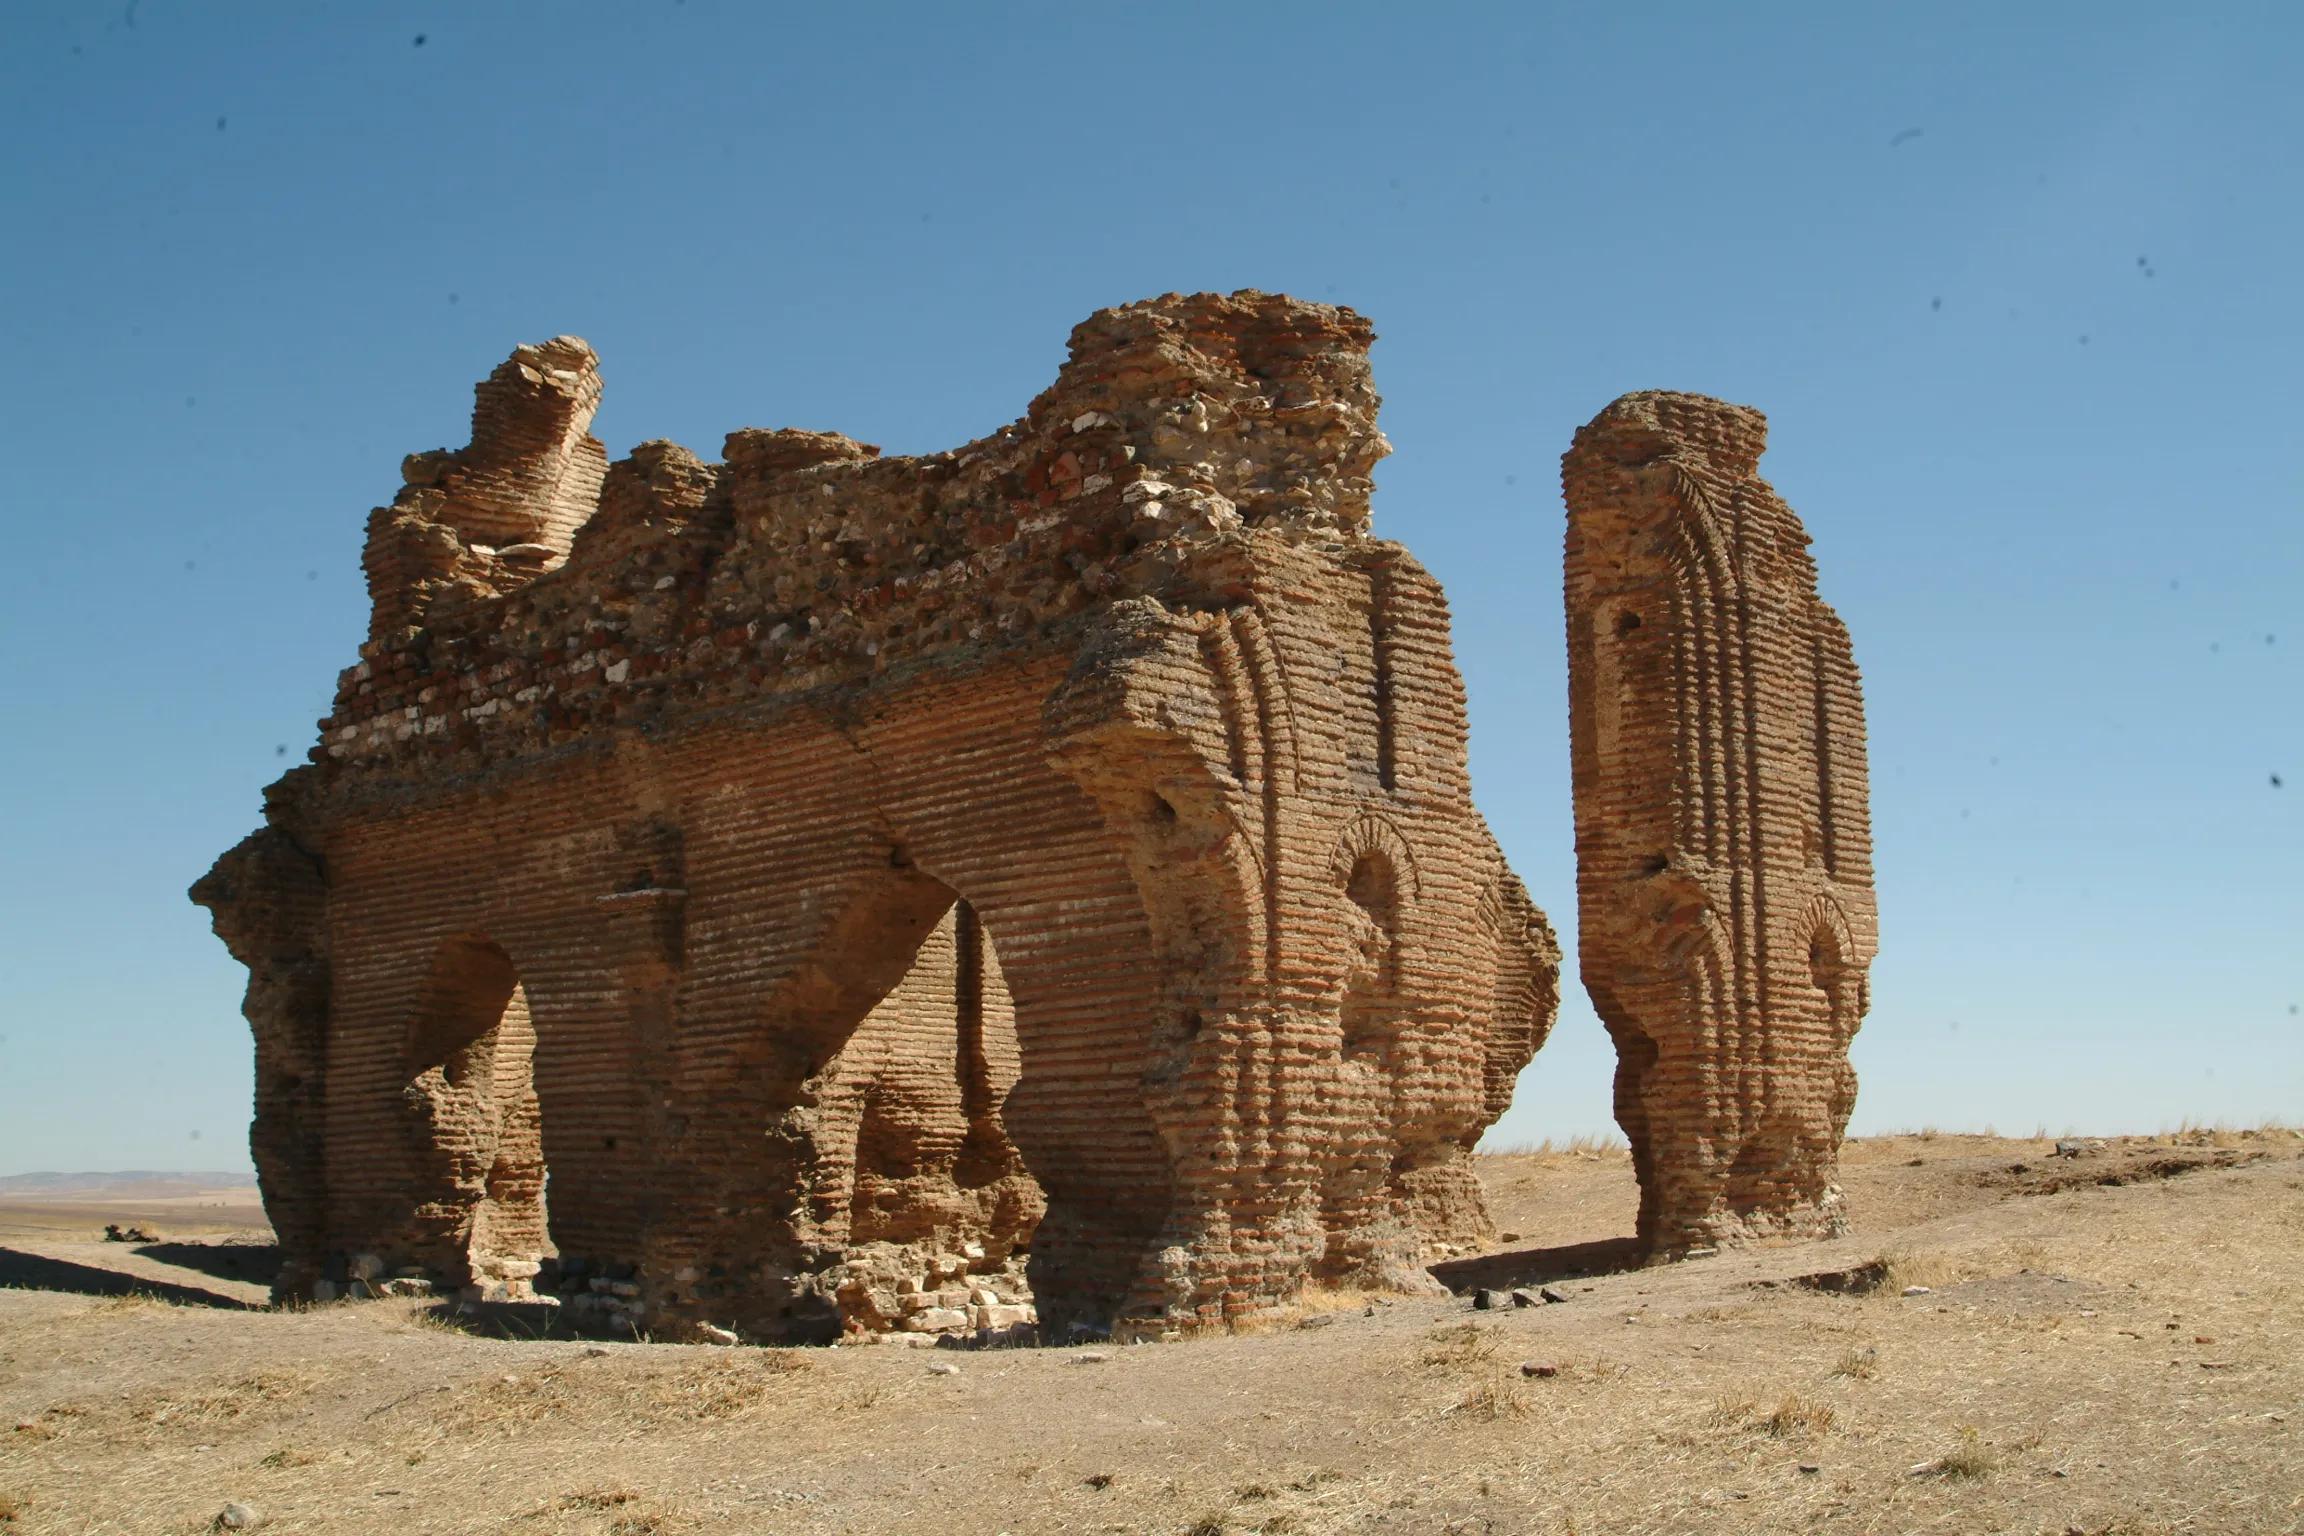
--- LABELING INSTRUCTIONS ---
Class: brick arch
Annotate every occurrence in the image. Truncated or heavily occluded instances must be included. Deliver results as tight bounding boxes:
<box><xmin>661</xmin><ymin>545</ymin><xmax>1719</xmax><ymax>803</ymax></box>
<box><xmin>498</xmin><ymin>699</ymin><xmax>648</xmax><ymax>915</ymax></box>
<box><xmin>1328</xmin><ymin>810</ymin><xmax>1423</xmax><ymax>902</ymax></box>
<box><xmin>397</xmin><ymin>931</ymin><xmax>549</xmax><ymax>1294</ymax></box>
<box><xmin>640</xmin><ymin>856</ymin><xmax>962</xmax><ymax>1340</ymax></box>
<box><xmin>898</xmin><ymin>827</ymin><xmax>1182</xmax><ymax>1335</ymax></box>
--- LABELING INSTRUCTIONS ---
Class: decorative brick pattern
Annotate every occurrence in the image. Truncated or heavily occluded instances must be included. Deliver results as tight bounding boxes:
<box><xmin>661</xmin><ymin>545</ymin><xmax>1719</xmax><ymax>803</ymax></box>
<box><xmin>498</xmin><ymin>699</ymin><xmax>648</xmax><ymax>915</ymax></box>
<box><xmin>195</xmin><ymin>292</ymin><xmax>1558</xmax><ymax>1341</ymax></box>
<box><xmin>1562</xmin><ymin>392</ymin><xmax>1878</xmax><ymax>1258</ymax></box>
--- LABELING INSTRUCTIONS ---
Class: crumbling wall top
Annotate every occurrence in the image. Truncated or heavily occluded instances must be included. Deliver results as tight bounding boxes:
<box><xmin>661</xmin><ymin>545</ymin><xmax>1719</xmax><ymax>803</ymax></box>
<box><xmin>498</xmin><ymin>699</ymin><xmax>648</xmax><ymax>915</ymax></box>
<box><xmin>320</xmin><ymin>292</ymin><xmax>1392</xmax><ymax>786</ymax></box>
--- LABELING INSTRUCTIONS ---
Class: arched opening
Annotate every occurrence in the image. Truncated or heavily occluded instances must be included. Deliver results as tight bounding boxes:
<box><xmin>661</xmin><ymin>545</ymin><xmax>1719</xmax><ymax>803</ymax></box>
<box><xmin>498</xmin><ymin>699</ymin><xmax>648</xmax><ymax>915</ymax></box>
<box><xmin>400</xmin><ymin>933</ymin><xmax>552</xmax><ymax>1297</ymax></box>
<box><xmin>1339</xmin><ymin>848</ymin><xmax>1399</xmax><ymax>1064</ymax></box>
<box><xmin>1808</xmin><ymin>926</ymin><xmax>1856</xmax><ymax>1043</ymax></box>
<box><xmin>1315</xmin><ymin>846</ymin><xmax>1407</xmax><ymax>1283</ymax></box>
<box><xmin>815</xmin><ymin>893</ymin><xmax>1046</xmax><ymax>1337</ymax></box>
<box><xmin>836</xmin><ymin>900</ymin><xmax>1036</xmax><ymax>1241</ymax></box>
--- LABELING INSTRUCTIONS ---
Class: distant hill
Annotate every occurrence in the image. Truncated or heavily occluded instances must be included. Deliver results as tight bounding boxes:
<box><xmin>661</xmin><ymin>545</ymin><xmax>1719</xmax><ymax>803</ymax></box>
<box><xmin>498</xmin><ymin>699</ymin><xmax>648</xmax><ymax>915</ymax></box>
<box><xmin>0</xmin><ymin>1171</ymin><xmax>258</xmax><ymax>1198</ymax></box>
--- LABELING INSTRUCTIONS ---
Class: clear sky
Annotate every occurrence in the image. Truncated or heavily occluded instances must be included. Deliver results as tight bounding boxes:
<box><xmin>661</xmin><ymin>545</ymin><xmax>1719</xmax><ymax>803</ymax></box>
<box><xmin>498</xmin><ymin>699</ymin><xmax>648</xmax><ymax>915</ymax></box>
<box><xmin>1</xmin><ymin>3</ymin><xmax>2297</xmax><ymax>1176</ymax></box>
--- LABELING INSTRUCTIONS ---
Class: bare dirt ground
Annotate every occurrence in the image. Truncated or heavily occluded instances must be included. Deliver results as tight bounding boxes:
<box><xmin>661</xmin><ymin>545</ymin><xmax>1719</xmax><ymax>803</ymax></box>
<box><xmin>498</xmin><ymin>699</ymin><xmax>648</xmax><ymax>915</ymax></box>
<box><xmin>3</xmin><ymin>1129</ymin><xmax>2300</xmax><ymax>1535</ymax></box>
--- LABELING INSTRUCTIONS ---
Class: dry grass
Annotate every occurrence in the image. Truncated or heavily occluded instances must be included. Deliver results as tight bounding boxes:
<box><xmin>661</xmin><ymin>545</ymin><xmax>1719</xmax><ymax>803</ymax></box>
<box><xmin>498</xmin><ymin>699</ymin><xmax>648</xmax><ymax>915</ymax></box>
<box><xmin>8</xmin><ymin>1407</ymin><xmax>79</xmax><ymax>1444</ymax></box>
<box><xmin>88</xmin><ymin>1290</ymin><xmax>176</xmax><ymax>1315</ymax></box>
<box><xmin>1477</xmin><ymin>1133</ymin><xmax>1627</xmax><ymax>1161</ymax></box>
<box><xmin>1447</xmin><ymin>1371</ymin><xmax>1533</xmax><ymax>1422</ymax></box>
<box><xmin>125</xmin><ymin>1369</ymin><xmax>316</xmax><ymax>1430</ymax></box>
<box><xmin>4</xmin><ymin>1128</ymin><xmax>2300</xmax><ymax>1534</ymax></box>
<box><xmin>1917</xmin><ymin>1425</ymin><xmax>1999</xmax><ymax>1479</ymax></box>
<box><xmin>2162</xmin><ymin>1117</ymin><xmax>2294</xmax><ymax>1142</ymax></box>
<box><xmin>0</xmin><ymin>1490</ymin><xmax>23</xmax><ymax>1525</ymax></box>
<box><xmin>519</xmin><ymin>1487</ymin><xmax>671</xmax><ymax>1535</ymax></box>
<box><xmin>1762</xmin><ymin>1392</ymin><xmax>1836</xmax><ymax>1437</ymax></box>
<box><xmin>1684</xmin><ymin>1390</ymin><xmax>1836</xmax><ymax>1448</ymax></box>
<box><xmin>1876</xmin><ymin>1247</ymin><xmax>1967</xmax><ymax>1294</ymax></box>
<box><xmin>1829</xmin><ymin>1345</ymin><xmax>1878</xmax><ymax>1379</ymax></box>
<box><xmin>1419</xmin><ymin>1321</ymin><xmax>1499</xmax><ymax>1371</ymax></box>
<box><xmin>395</xmin><ymin>1300</ymin><xmax>466</xmax><ymax>1334</ymax></box>
<box><xmin>428</xmin><ymin>1352</ymin><xmax>809</xmax><ymax>1435</ymax></box>
<box><xmin>1216</xmin><ymin>1280</ymin><xmax>1388</xmax><ymax>1335</ymax></box>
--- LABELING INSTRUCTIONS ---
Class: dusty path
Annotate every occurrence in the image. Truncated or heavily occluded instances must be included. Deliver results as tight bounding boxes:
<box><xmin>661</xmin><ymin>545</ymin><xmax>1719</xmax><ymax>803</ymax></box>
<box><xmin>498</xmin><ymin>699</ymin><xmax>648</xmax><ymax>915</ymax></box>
<box><xmin>3</xmin><ymin>1131</ymin><xmax>2299</xmax><ymax>1535</ymax></box>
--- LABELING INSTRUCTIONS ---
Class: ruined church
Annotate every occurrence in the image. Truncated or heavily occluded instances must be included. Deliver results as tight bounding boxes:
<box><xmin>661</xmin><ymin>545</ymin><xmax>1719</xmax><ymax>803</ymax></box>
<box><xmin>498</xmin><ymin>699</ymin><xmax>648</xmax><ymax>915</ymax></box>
<box><xmin>194</xmin><ymin>291</ymin><xmax>1873</xmax><ymax>1342</ymax></box>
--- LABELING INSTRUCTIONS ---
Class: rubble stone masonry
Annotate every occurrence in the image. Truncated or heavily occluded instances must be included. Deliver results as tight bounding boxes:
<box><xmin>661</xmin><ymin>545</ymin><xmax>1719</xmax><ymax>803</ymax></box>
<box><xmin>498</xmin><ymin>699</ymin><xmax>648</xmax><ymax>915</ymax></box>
<box><xmin>1562</xmin><ymin>392</ymin><xmax>1878</xmax><ymax>1258</ymax></box>
<box><xmin>195</xmin><ymin>292</ymin><xmax>1560</xmax><ymax>1342</ymax></box>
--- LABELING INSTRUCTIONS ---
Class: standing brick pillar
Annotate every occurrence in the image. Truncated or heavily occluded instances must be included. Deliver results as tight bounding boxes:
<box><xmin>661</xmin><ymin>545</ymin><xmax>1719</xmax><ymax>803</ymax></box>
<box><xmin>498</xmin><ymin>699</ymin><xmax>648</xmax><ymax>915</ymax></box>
<box><xmin>1562</xmin><ymin>392</ymin><xmax>1878</xmax><ymax>1257</ymax></box>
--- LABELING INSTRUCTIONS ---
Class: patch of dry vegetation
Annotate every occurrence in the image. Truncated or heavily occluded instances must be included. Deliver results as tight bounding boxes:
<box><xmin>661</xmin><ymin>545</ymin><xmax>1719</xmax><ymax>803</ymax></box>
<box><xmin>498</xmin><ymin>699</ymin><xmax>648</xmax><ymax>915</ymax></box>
<box><xmin>129</xmin><ymin>1369</ymin><xmax>316</xmax><ymax>1429</ymax></box>
<box><xmin>1761</xmin><ymin>1392</ymin><xmax>1836</xmax><ymax>1438</ymax></box>
<box><xmin>517</xmin><ymin>1486</ymin><xmax>675</xmax><ymax>1536</ymax></box>
<box><xmin>1876</xmin><ymin>1248</ymin><xmax>1967</xmax><ymax>1294</ymax></box>
<box><xmin>1213</xmin><ymin>1280</ymin><xmax>1389</xmax><ymax>1336</ymax></box>
<box><xmin>1446</xmin><ymin>1372</ymin><xmax>1532</xmax><ymax>1422</ymax></box>
<box><xmin>1476</xmin><ymin>1133</ymin><xmax>1628</xmax><ymax>1162</ymax></box>
<box><xmin>1830</xmin><ymin>1345</ymin><xmax>1879</xmax><ymax>1379</ymax></box>
<box><xmin>19</xmin><ymin>1369</ymin><xmax>321</xmax><ymax>1444</ymax></box>
<box><xmin>88</xmin><ymin>1290</ymin><xmax>177</xmax><ymax>1316</ymax></box>
<box><xmin>4</xmin><ymin>1127</ymin><xmax>2298</xmax><ymax>1534</ymax></box>
<box><xmin>1417</xmin><ymin>1322</ymin><xmax>1502</xmax><ymax>1377</ymax></box>
<box><xmin>8</xmin><ymin>1406</ymin><xmax>82</xmax><ymax>1443</ymax></box>
<box><xmin>1915</xmin><ymin>1425</ymin><xmax>1999</xmax><ymax>1479</ymax></box>
<box><xmin>2161</xmin><ymin>1118</ymin><xmax>2297</xmax><ymax>1148</ymax></box>
<box><xmin>427</xmin><ymin>1351</ymin><xmax>810</xmax><ymax>1436</ymax></box>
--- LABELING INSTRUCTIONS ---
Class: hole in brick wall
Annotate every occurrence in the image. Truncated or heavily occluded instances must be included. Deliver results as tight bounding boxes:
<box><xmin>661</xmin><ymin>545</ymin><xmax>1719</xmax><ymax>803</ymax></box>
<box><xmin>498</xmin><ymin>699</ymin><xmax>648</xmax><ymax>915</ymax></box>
<box><xmin>1345</xmin><ymin>851</ymin><xmax>1397</xmax><ymax>927</ymax></box>
<box><xmin>1147</xmin><ymin>791</ymin><xmax>1179</xmax><ymax>825</ymax></box>
<box><xmin>1641</xmin><ymin>854</ymin><xmax>1669</xmax><ymax>876</ymax></box>
<box><xmin>1341</xmin><ymin>850</ymin><xmax>1401</xmax><ymax>1066</ymax></box>
<box><xmin>824</xmin><ymin>893</ymin><xmax>1044</xmax><ymax>1259</ymax></box>
<box><xmin>402</xmin><ymin>934</ymin><xmax>555</xmax><ymax>1292</ymax></box>
<box><xmin>1615</xmin><ymin>611</ymin><xmax>1643</xmax><ymax>636</ymax></box>
<box><xmin>1808</xmin><ymin>920</ymin><xmax>1856</xmax><ymax>1043</ymax></box>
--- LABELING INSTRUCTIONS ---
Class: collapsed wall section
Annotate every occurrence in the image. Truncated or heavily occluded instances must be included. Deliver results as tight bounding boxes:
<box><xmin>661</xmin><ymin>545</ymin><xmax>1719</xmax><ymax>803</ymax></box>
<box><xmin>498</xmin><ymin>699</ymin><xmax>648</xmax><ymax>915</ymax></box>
<box><xmin>1561</xmin><ymin>391</ymin><xmax>1878</xmax><ymax>1256</ymax></box>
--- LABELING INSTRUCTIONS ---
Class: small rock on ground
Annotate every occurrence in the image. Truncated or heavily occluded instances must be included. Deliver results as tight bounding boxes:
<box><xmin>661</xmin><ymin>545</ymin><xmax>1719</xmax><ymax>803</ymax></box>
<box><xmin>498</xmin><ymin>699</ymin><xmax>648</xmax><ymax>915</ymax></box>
<box><xmin>217</xmin><ymin>1503</ymin><xmax>261</xmax><ymax>1530</ymax></box>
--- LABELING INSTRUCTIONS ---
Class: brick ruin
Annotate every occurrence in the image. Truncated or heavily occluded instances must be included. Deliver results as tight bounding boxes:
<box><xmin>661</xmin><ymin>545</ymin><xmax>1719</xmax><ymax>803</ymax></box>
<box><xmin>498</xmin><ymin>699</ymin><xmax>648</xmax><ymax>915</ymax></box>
<box><xmin>1561</xmin><ymin>392</ymin><xmax>1878</xmax><ymax>1258</ymax></box>
<box><xmin>193</xmin><ymin>292</ymin><xmax>1562</xmax><ymax>1342</ymax></box>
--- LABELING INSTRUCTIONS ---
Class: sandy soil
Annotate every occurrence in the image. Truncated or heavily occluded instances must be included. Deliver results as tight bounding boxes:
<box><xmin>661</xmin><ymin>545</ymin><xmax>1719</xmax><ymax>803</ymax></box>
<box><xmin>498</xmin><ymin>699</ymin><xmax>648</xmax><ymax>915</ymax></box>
<box><xmin>2</xmin><ymin>1129</ymin><xmax>2299</xmax><ymax>1535</ymax></box>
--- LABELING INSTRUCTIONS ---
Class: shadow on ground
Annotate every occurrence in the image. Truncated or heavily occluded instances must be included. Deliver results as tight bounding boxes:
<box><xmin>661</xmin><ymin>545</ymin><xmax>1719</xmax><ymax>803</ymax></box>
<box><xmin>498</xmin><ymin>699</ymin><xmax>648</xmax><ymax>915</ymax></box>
<box><xmin>1428</xmin><ymin>1235</ymin><xmax>1644</xmax><ymax>1295</ymax></box>
<box><xmin>135</xmin><ymin>1239</ymin><xmax>279</xmax><ymax>1286</ymax></box>
<box><xmin>416</xmin><ymin>1298</ymin><xmax>639</xmax><ymax>1342</ymax></box>
<box><xmin>0</xmin><ymin>1246</ymin><xmax>261</xmax><ymax>1310</ymax></box>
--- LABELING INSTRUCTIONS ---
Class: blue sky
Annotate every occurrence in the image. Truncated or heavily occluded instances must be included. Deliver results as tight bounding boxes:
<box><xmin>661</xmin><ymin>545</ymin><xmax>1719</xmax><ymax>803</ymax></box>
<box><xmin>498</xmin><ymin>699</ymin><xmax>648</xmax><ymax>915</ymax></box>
<box><xmin>1</xmin><ymin>3</ymin><xmax>2296</xmax><ymax>1176</ymax></box>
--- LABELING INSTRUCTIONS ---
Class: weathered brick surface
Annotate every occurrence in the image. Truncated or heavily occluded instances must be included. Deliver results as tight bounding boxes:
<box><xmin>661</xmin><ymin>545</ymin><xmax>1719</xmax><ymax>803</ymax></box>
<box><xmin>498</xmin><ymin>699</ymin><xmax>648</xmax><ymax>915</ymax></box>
<box><xmin>195</xmin><ymin>292</ymin><xmax>1558</xmax><ymax>1340</ymax></box>
<box><xmin>1562</xmin><ymin>392</ymin><xmax>1878</xmax><ymax>1257</ymax></box>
